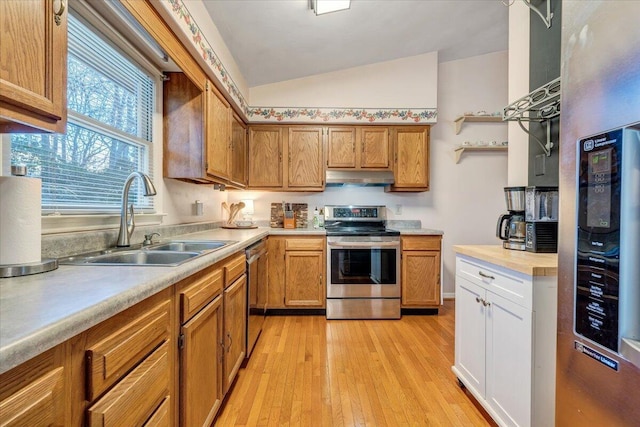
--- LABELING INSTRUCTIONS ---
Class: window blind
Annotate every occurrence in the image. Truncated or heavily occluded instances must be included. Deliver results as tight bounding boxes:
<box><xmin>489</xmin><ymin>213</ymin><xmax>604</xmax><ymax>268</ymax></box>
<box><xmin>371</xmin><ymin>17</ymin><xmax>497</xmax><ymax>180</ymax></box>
<box><xmin>11</xmin><ymin>13</ymin><xmax>156</xmax><ymax>214</ymax></box>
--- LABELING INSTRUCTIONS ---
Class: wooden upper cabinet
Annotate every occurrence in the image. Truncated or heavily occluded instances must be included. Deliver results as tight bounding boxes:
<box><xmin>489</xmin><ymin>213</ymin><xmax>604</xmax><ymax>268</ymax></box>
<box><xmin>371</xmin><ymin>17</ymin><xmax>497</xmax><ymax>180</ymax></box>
<box><xmin>360</xmin><ymin>127</ymin><xmax>391</xmax><ymax>169</ymax></box>
<box><xmin>206</xmin><ymin>83</ymin><xmax>231</xmax><ymax>181</ymax></box>
<box><xmin>0</xmin><ymin>0</ymin><xmax>67</xmax><ymax>133</ymax></box>
<box><xmin>248</xmin><ymin>126</ymin><xmax>283</xmax><ymax>188</ymax></box>
<box><xmin>327</xmin><ymin>127</ymin><xmax>357</xmax><ymax>168</ymax></box>
<box><xmin>230</xmin><ymin>114</ymin><xmax>247</xmax><ymax>187</ymax></box>
<box><xmin>163</xmin><ymin>72</ymin><xmax>209</xmax><ymax>183</ymax></box>
<box><xmin>327</xmin><ymin>127</ymin><xmax>391</xmax><ymax>170</ymax></box>
<box><xmin>287</xmin><ymin>127</ymin><xmax>324</xmax><ymax>189</ymax></box>
<box><xmin>387</xmin><ymin>126</ymin><xmax>430</xmax><ymax>192</ymax></box>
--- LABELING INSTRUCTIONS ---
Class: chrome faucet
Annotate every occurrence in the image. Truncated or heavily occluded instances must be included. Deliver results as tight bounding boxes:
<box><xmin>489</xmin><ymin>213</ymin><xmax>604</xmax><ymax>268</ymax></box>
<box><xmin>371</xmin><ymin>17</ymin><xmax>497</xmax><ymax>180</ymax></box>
<box><xmin>116</xmin><ymin>172</ymin><xmax>157</xmax><ymax>247</ymax></box>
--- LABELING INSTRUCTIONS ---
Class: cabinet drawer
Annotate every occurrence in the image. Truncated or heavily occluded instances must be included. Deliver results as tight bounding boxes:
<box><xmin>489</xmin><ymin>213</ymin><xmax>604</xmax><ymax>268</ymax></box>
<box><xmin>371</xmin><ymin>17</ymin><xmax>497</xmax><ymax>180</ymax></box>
<box><xmin>86</xmin><ymin>301</ymin><xmax>170</xmax><ymax>400</ymax></box>
<box><xmin>144</xmin><ymin>396</ymin><xmax>171</xmax><ymax>427</ymax></box>
<box><xmin>0</xmin><ymin>346</ymin><xmax>66</xmax><ymax>427</ymax></box>
<box><xmin>402</xmin><ymin>235</ymin><xmax>441</xmax><ymax>251</ymax></box>
<box><xmin>87</xmin><ymin>341</ymin><xmax>170</xmax><ymax>427</ymax></box>
<box><xmin>456</xmin><ymin>255</ymin><xmax>532</xmax><ymax>309</ymax></box>
<box><xmin>224</xmin><ymin>253</ymin><xmax>246</xmax><ymax>287</ymax></box>
<box><xmin>285</xmin><ymin>238</ymin><xmax>324</xmax><ymax>251</ymax></box>
<box><xmin>180</xmin><ymin>267</ymin><xmax>223</xmax><ymax>323</ymax></box>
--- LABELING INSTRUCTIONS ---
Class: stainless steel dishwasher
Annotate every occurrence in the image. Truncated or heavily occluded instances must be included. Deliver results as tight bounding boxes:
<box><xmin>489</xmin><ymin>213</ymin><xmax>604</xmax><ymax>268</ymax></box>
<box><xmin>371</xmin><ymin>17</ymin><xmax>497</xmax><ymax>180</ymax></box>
<box><xmin>246</xmin><ymin>239</ymin><xmax>268</xmax><ymax>358</ymax></box>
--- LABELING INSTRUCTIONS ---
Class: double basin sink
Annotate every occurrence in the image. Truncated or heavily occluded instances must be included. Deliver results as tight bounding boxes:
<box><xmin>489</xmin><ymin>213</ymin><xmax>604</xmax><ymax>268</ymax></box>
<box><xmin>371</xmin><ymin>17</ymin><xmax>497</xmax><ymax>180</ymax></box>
<box><xmin>59</xmin><ymin>240</ymin><xmax>237</xmax><ymax>266</ymax></box>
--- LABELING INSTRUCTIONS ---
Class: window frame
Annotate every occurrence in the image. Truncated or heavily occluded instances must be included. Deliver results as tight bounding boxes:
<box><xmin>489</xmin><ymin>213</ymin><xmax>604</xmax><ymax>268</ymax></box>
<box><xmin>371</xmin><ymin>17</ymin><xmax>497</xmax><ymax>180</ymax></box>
<box><xmin>2</xmin><ymin>0</ymin><xmax>167</xmax><ymax>233</ymax></box>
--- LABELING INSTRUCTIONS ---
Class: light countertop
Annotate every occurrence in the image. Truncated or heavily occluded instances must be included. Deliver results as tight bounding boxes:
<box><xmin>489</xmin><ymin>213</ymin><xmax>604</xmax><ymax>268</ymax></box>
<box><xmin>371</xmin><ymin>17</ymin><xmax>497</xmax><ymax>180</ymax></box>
<box><xmin>0</xmin><ymin>225</ymin><xmax>445</xmax><ymax>374</ymax></box>
<box><xmin>453</xmin><ymin>245</ymin><xmax>558</xmax><ymax>277</ymax></box>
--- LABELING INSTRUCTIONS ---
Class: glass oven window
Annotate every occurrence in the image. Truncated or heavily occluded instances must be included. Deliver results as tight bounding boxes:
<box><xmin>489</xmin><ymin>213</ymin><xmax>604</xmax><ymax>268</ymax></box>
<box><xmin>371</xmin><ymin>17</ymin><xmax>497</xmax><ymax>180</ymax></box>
<box><xmin>330</xmin><ymin>248</ymin><xmax>396</xmax><ymax>284</ymax></box>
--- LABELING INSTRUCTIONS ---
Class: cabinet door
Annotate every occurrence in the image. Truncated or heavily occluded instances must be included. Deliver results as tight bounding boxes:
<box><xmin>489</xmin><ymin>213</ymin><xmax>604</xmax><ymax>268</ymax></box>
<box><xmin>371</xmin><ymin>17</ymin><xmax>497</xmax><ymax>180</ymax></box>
<box><xmin>0</xmin><ymin>0</ymin><xmax>67</xmax><ymax>133</ymax></box>
<box><xmin>163</xmin><ymin>72</ymin><xmax>208</xmax><ymax>182</ymax></box>
<box><xmin>180</xmin><ymin>295</ymin><xmax>223</xmax><ymax>427</ymax></box>
<box><xmin>393</xmin><ymin>127</ymin><xmax>429</xmax><ymax>189</ymax></box>
<box><xmin>285</xmin><ymin>251</ymin><xmax>324</xmax><ymax>307</ymax></box>
<box><xmin>223</xmin><ymin>275</ymin><xmax>247</xmax><ymax>393</ymax></box>
<box><xmin>454</xmin><ymin>276</ymin><xmax>486</xmax><ymax>398</ymax></box>
<box><xmin>0</xmin><ymin>346</ymin><xmax>67</xmax><ymax>427</ymax></box>
<box><xmin>486</xmin><ymin>292</ymin><xmax>532</xmax><ymax>427</ymax></box>
<box><xmin>287</xmin><ymin>127</ymin><xmax>324</xmax><ymax>189</ymax></box>
<box><xmin>360</xmin><ymin>127</ymin><xmax>390</xmax><ymax>169</ymax></box>
<box><xmin>230</xmin><ymin>114</ymin><xmax>247</xmax><ymax>187</ymax></box>
<box><xmin>248</xmin><ymin>126</ymin><xmax>283</xmax><ymax>188</ymax></box>
<box><xmin>401</xmin><ymin>250</ymin><xmax>441</xmax><ymax>307</ymax></box>
<box><xmin>206</xmin><ymin>83</ymin><xmax>231</xmax><ymax>180</ymax></box>
<box><xmin>327</xmin><ymin>127</ymin><xmax>357</xmax><ymax>168</ymax></box>
<box><xmin>267</xmin><ymin>237</ymin><xmax>286</xmax><ymax>308</ymax></box>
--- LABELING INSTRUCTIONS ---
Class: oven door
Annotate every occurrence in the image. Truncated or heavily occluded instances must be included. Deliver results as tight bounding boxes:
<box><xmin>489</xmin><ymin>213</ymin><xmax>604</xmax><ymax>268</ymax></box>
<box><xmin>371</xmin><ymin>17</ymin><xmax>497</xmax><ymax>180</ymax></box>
<box><xmin>327</xmin><ymin>236</ymin><xmax>400</xmax><ymax>298</ymax></box>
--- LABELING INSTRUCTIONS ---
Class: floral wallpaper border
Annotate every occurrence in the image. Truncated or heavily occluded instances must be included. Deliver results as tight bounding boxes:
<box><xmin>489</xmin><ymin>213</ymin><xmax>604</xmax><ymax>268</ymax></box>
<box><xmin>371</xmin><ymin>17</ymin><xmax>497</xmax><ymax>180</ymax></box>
<box><xmin>161</xmin><ymin>0</ymin><xmax>438</xmax><ymax>124</ymax></box>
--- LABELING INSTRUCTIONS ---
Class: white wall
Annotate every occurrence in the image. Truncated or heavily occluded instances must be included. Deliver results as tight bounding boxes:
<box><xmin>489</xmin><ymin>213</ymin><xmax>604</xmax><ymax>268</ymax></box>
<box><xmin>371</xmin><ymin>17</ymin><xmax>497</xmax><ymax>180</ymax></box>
<box><xmin>507</xmin><ymin>2</ymin><xmax>530</xmax><ymax>186</ymax></box>
<box><xmin>229</xmin><ymin>51</ymin><xmax>509</xmax><ymax>296</ymax></box>
<box><xmin>250</xmin><ymin>52</ymin><xmax>438</xmax><ymax>108</ymax></box>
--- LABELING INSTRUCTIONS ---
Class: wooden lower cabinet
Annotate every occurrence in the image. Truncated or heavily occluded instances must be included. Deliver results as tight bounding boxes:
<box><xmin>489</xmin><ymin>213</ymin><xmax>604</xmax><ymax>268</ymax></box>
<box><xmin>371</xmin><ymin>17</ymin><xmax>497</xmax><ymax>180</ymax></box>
<box><xmin>223</xmin><ymin>275</ymin><xmax>247</xmax><ymax>393</ymax></box>
<box><xmin>0</xmin><ymin>249</ymin><xmax>253</xmax><ymax>427</ymax></box>
<box><xmin>401</xmin><ymin>235</ymin><xmax>442</xmax><ymax>308</ymax></box>
<box><xmin>267</xmin><ymin>236</ymin><xmax>325</xmax><ymax>309</ymax></box>
<box><xmin>179</xmin><ymin>295</ymin><xmax>223</xmax><ymax>427</ymax></box>
<box><xmin>0</xmin><ymin>344</ymin><xmax>69</xmax><ymax>426</ymax></box>
<box><xmin>86</xmin><ymin>342</ymin><xmax>170</xmax><ymax>427</ymax></box>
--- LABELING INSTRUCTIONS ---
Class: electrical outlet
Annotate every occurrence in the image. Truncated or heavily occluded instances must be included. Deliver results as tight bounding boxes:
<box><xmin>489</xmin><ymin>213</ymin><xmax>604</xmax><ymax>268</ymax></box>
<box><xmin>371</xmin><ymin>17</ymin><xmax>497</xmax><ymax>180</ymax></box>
<box><xmin>395</xmin><ymin>204</ymin><xmax>402</xmax><ymax>215</ymax></box>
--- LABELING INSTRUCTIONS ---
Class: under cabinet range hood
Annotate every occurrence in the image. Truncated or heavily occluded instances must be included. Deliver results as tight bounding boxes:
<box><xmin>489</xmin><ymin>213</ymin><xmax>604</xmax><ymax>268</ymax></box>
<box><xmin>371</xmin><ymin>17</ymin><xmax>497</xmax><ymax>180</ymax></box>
<box><xmin>325</xmin><ymin>170</ymin><xmax>395</xmax><ymax>186</ymax></box>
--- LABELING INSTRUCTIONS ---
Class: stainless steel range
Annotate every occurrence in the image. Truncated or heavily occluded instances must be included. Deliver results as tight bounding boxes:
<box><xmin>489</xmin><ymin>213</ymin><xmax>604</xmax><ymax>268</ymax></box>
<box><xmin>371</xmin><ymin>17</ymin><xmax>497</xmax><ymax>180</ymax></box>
<box><xmin>324</xmin><ymin>205</ymin><xmax>401</xmax><ymax>319</ymax></box>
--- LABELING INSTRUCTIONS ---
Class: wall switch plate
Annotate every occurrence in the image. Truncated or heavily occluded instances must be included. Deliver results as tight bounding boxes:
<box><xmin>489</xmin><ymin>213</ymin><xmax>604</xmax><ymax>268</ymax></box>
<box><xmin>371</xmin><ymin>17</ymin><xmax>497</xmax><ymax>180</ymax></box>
<box><xmin>395</xmin><ymin>204</ymin><xmax>402</xmax><ymax>215</ymax></box>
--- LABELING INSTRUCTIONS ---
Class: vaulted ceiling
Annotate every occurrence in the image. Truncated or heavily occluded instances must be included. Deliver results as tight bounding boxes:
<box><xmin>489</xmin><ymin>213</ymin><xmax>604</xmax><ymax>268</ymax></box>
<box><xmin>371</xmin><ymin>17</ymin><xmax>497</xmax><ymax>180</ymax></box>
<box><xmin>202</xmin><ymin>0</ymin><xmax>509</xmax><ymax>87</ymax></box>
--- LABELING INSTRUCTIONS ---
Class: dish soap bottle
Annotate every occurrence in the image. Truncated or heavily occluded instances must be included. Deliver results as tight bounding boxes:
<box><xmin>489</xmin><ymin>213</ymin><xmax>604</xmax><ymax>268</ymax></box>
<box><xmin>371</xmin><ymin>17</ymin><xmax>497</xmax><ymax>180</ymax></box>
<box><xmin>313</xmin><ymin>207</ymin><xmax>319</xmax><ymax>228</ymax></box>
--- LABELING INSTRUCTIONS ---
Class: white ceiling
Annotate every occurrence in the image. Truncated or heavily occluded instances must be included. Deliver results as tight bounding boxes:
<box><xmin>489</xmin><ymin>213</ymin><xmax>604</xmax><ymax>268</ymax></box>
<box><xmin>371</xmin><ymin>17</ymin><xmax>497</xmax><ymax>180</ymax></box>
<box><xmin>202</xmin><ymin>0</ymin><xmax>509</xmax><ymax>87</ymax></box>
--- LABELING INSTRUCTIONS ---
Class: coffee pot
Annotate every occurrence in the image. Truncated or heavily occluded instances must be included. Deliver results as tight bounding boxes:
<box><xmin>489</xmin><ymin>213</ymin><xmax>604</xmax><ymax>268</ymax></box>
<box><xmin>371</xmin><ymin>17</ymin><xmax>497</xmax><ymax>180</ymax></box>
<box><xmin>497</xmin><ymin>186</ymin><xmax>527</xmax><ymax>251</ymax></box>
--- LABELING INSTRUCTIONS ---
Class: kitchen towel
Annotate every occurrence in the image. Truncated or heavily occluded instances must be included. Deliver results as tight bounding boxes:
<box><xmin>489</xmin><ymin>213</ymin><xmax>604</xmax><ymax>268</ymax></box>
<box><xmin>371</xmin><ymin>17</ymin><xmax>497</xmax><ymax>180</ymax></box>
<box><xmin>0</xmin><ymin>176</ymin><xmax>41</xmax><ymax>265</ymax></box>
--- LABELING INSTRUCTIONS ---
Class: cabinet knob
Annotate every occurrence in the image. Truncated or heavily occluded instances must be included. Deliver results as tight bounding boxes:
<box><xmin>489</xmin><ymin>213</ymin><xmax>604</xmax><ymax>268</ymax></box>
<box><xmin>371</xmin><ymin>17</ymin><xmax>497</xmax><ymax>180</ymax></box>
<box><xmin>475</xmin><ymin>296</ymin><xmax>481</xmax><ymax>304</ymax></box>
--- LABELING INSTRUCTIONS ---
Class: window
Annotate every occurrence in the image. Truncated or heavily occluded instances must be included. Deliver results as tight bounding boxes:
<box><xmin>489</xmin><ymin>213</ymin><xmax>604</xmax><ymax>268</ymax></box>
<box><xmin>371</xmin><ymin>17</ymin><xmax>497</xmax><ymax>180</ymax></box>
<box><xmin>11</xmin><ymin>13</ymin><xmax>156</xmax><ymax>214</ymax></box>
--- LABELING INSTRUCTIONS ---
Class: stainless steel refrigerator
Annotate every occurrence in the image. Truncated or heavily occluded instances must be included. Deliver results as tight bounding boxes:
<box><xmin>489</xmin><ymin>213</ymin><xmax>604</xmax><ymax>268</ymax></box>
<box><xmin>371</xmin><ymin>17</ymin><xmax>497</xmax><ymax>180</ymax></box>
<box><xmin>558</xmin><ymin>1</ymin><xmax>640</xmax><ymax>425</ymax></box>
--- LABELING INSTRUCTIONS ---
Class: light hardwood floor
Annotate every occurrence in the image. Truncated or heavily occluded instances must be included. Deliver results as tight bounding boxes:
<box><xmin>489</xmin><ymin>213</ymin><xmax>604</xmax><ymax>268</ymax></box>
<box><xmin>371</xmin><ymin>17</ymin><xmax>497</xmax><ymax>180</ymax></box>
<box><xmin>216</xmin><ymin>301</ymin><xmax>491</xmax><ymax>426</ymax></box>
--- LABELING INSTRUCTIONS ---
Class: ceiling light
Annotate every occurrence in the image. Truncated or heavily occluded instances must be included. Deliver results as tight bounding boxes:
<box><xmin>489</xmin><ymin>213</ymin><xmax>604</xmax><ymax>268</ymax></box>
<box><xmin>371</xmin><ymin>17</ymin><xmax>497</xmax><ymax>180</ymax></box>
<box><xmin>312</xmin><ymin>0</ymin><xmax>351</xmax><ymax>16</ymax></box>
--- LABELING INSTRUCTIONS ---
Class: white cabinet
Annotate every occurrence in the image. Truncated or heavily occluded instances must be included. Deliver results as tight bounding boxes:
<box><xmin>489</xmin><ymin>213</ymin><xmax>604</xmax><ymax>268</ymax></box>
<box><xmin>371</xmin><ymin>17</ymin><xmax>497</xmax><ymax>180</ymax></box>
<box><xmin>453</xmin><ymin>254</ymin><xmax>556</xmax><ymax>427</ymax></box>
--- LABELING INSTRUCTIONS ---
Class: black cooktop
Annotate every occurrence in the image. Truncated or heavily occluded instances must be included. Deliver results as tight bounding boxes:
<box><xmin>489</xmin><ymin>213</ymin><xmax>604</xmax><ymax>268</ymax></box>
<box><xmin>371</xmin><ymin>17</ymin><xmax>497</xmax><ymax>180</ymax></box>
<box><xmin>325</xmin><ymin>226</ymin><xmax>400</xmax><ymax>237</ymax></box>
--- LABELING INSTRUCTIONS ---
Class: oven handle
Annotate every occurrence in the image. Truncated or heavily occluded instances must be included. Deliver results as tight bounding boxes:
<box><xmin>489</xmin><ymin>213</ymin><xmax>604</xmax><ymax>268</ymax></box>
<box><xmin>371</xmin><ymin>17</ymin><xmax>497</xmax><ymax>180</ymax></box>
<box><xmin>327</xmin><ymin>241</ymin><xmax>400</xmax><ymax>249</ymax></box>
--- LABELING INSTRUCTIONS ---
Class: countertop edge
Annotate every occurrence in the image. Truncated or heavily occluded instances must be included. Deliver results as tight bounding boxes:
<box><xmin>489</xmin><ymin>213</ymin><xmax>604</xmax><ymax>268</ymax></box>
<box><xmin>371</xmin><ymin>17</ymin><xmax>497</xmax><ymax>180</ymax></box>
<box><xmin>1</xmin><ymin>228</ymin><xmax>272</xmax><ymax>374</ymax></box>
<box><xmin>453</xmin><ymin>245</ymin><xmax>558</xmax><ymax>277</ymax></box>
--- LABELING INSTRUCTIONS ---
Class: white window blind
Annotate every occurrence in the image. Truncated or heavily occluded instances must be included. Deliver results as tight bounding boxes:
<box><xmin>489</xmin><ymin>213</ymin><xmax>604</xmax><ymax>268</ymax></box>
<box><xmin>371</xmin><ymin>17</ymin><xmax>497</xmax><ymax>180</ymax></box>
<box><xmin>11</xmin><ymin>13</ymin><xmax>156</xmax><ymax>214</ymax></box>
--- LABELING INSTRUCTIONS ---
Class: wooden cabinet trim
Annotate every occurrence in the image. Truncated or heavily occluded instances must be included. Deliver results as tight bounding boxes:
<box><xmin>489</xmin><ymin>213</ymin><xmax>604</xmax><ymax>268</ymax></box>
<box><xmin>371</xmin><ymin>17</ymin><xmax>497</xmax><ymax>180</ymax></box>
<box><xmin>87</xmin><ymin>341</ymin><xmax>170</xmax><ymax>427</ymax></box>
<box><xmin>86</xmin><ymin>301</ymin><xmax>170</xmax><ymax>401</ymax></box>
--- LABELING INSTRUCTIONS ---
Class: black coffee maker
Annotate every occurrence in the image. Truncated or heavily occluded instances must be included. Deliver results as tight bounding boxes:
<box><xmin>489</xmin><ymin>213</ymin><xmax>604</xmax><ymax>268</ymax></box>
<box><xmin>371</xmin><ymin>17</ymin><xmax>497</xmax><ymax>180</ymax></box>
<box><xmin>497</xmin><ymin>186</ymin><xmax>526</xmax><ymax>250</ymax></box>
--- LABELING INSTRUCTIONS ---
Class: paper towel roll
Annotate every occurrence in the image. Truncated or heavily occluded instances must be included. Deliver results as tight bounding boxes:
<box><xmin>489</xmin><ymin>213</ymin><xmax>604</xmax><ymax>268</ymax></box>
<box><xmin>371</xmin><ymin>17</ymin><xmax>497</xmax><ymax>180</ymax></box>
<box><xmin>0</xmin><ymin>176</ymin><xmax>42</xmax><ymax>265</ymax></box>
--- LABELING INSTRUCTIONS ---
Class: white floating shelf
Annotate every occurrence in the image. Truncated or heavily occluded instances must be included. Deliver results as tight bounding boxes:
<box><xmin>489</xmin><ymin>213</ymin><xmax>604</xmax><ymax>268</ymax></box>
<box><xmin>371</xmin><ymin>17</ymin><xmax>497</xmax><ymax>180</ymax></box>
<box><xmin>454</xmin><ymin>145</ymin><xmax>508</xmax><ymax>164</ymax></box>
<box><xmin>454</xmin><ymin>115</ymin><xmax>503</xmax><ymax>135</ymax></box>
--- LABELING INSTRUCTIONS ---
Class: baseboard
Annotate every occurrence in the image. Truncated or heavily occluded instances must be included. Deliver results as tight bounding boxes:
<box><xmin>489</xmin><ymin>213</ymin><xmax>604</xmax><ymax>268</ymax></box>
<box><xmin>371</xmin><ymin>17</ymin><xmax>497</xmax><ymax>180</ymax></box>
<box><xmin>443</xmin><ymin>292</ymin><xmax>455</xmax><ymax>300</ymax></box>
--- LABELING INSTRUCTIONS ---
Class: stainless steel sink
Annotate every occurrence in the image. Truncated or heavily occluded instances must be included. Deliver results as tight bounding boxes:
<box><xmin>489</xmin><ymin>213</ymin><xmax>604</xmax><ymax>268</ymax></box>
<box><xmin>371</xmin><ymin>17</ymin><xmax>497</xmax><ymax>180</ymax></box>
<box><xmin>148</xmin><ymin>240</ymin><xmax>233</xmax><ymax>252</ymax></box>
<box><xmin>58</xmin><ymin>239</ymin><xmax>237</xmax><ymax>266</ymax></box>
<box><xmin>83</xmin><ymin>250</ymin><xmax>199</xmax><ymax>266</ymax></box>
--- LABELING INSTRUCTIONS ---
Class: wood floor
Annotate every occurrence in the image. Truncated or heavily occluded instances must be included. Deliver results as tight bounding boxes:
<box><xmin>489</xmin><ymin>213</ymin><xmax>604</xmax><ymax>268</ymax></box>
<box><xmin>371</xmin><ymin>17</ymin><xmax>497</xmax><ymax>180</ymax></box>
<box><xmin>216</xmin><ymin>300</ymin><xmax>491</xmax><ymax>426</ymax></box>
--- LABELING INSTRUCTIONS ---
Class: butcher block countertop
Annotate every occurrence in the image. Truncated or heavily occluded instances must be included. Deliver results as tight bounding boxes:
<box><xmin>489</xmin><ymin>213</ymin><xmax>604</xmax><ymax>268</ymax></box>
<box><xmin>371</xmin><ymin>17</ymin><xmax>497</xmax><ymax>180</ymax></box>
<box><xmin>453</xmin><ymin>245</ymin><xmax>558</xmax><ymax>277</ymax></box>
